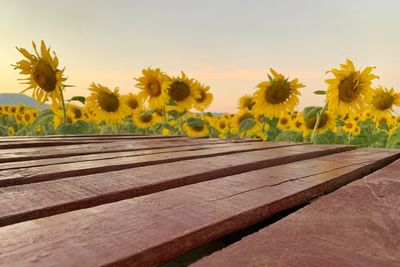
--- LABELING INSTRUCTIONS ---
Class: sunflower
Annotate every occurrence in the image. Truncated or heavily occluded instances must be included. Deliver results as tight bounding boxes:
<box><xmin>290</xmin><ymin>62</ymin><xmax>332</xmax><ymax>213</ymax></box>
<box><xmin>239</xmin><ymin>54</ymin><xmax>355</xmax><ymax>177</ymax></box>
<box><xmin>326</xmin><ymin>59</ymin><xmax>378</xmax><ymax>115</ymax></box>
<box><xmin>253</xmin><ymin>68</ymin><xmax>305</xmax><ymax>118</ymax></box>
<box><xmin>7</xmin><ymin>127</ymin><xmax>15</xmax><ymax>136</ymax></box>
<box><xmin>214</xmin><ymin>117</ymin><xmax>230</xmax><ymax>137</ymax></box>
<box><xmin>51</xmin><ymin>104</ymin><xmax>77</xmax><ymax>127</ymax></box>
<box><xmin>370</xmin><ymin>86</ymin><xmax>400</xmax><ymax>118</ymax></box>
<box><xmin>67</xmin><ymin>103</ymin><xmax>83</xmax><ymax>120</ymax></box>
<box><xmin>277</xmin><ymin>113</ymin><xmax>292</xmax><ymax>131</ymax></box>
<box><xmin>86</xmin><ymin>83</ymin><xmax>129</xmax><ymax>123</ymax></box>
<box><xmin>16</xmin><ymin>104</ymin><xmax>27</xmax><ymax>114</ymax></box>
<box><xmin>238</xmin><ymin>94</ymin><xmax>255</xmax><ymax>112</ymax></box>
<box><xmin>375</xmin><ymin>114</ymin><xmax>394</xmax><ymax>128</ymax></box>
<box><xmin>22</xmin><ymin>111</ymin><xmax>35</xmax><ymax>125</ymax></box>
<box><xmin>184</xmin><ymin>117</ymin><xmax>209</xmax><ymax>137</ymax></box>
<box><xmin>13</xmin><ymin>41</ymin><xmax>67</xmax><ymax>104</ymax></box>
<box><xmin>120</xmin><ymin>93</ymin><xmax>142</xmax><ymax>115</ymax></box>
<box><xmin>135</xmin><ymin>68</ymin><xmax>171</xmax><ymax>109</ymax></box>
<box><xmin>193</xmin><ymin>82</ymin><xmax>213</xmax><ymax>111</ymax></box>
<box><xmin>167</xmin><ymin>72</ymin><xmax>199</xmax><ymax>112</ymax></box>
<box><xmin>132</xmin><ymin>109</ymin><xmax>162</xmax><ymax>129</ymax></box>
<box><xmin>352</xmin><ymin>126</ymin><xmax>361</xmax><ymax>136</ymax></box>
<box><xmin>290</xmin><ymin>113</ymin><xmax>306</xmax><ymax>133</ymax></box>
<box><xmin>361</xmin><ymin>109</ymin><xmax>374</xmax><ymax>121</ymax></box>
<box><xmin>162</xmin><ymin>127</ymin><xmax>171</xmax><ymax>136</ymax></box>
<box><xmin>240</xmin><ymin>121</ymin><xmax>261</xmax><ymax>138</ymax></box>
<box><xmin>15</xmin><ymin>113</ymin><xmax>24</xmax><ymax>124</ymax></box>
<box><xmin>303</xmin><ymin>111</ymin><xmax>336</xmax><ymax>136</ymax></box>
<box><xmin>230</xmin><ymin>111</ymin><xmax>255</xmax><ymax>134</ymax></box>
<box><xmin>342</xmin><ymin>119</ymin><xmax>357</xmax><ymax>134</ymax></box>
<box><xmin>9</xmin><ymin>106</ymin><xmax>17</xmax><ymax>115</ymax></box>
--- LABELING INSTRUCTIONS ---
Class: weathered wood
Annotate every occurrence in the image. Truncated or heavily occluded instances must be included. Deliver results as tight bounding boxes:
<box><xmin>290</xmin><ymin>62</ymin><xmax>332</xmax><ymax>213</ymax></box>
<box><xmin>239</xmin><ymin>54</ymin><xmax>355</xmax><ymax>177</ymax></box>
<box><xmin>0</xmin><ymin>141</ymin><xmax>309</xmax><ymax>186</ymax></box>
<box><xmin>193</xmin><ymin>157</ymin><xmax>400</xmax><ymax>267</ymax></box>
<box><xmin>0</xmin><ymin>142</ymin><xmax>273</xmax><ymax>170</ymax></box>
<box><xmin>0</xmin><ymin>148</ymin><xmax>398</xmax><ymax>267</ymax></box>
<box><xmin>0</xmin><ymin>143</ymin><xmax>352</xmax><ymax>226</ymax></box>
<box><xmin>0</xmin><ymin>137</ymin><xmax>231</xmax><ymax>163</ymax></box>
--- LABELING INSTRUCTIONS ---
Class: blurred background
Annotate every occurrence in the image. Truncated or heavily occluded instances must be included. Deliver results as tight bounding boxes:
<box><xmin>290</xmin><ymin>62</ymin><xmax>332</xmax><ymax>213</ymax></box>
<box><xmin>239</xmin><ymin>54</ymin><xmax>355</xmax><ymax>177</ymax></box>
<box><xmin>1</xmin><ymin>0</ymin><xmax>399</xmax><ymax>112</ymax></box>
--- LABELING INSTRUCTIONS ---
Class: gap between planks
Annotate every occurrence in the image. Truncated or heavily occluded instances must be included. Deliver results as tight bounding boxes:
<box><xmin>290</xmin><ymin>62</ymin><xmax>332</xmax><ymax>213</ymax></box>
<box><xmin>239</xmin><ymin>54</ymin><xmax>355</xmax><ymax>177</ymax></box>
<box><xmin>1</xmin><ymin>144</ymin><xmax>352</xmax><ymax>226</ymax></box>
<box><xmin>0</xmin><ymin>148</ymin><xmax>398</xmax><ymax>267</ymax></box>
<box><xmin>0</xmin><ymin>141</ymin><xmax>310</xmax><ymax>187</ymax></box>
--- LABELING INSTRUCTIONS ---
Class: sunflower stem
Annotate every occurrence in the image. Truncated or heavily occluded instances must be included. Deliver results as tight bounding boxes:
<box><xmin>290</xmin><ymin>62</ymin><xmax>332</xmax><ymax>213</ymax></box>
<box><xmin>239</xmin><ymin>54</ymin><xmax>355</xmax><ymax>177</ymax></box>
<box><xmin>59</xmin><ymin>87</ymin><xmax>68</xmax><ymax>125</ymax></box>
<box><xmin>311</xmin><ymin>104</ymin><xmax>328</xmax><ymax>143</ymax></box>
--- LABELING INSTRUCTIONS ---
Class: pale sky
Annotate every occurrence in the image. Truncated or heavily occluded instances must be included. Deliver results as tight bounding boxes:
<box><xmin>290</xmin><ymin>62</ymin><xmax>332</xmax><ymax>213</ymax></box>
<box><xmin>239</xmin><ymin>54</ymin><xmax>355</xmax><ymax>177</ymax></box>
<box><xmin>1</xmin><ymin>0</ymin><xmax>400</xmax><ymax>113</ymax></box>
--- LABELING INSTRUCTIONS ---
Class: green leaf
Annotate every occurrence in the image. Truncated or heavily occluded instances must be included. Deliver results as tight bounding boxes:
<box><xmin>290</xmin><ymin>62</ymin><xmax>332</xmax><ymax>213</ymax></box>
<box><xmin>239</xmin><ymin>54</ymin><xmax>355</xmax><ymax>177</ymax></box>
<box><xmin>239</xmin><ymin>118</ymin><xmax>256</xmax><ymax>133</ymax></box>
<box><xmin>313</xmin><ymin>131</ymin><xmax>335</xmax><ymax>144</ymax></box>
<box><xmin>303</xmin><ymin>106</ymin><xmax>323</xmax><ymax>121</ymax></box>
<box><xmin>0</xmin><ymin>125</ymin><xmax>7</xmax><ymax>136</ymax></box>
<box><xmin>275</xmin><ymin>131</ymin><xmax>304</xmax><ymax>142</ymax></box>
<box><xmin>57</xmin><ymin>124</ymin><xmax>77</xmax><ymax>135</ymax></box>
<box><xmin>187</xmin><ymin>117</ymin><xmax>204</xmax><ymax>128</ymax></box>
<box><xmin>73</xmin><ymin>120</ymin><xmax>90</xmax><ymax>133</ymax></box>
<box><xmin>313</xmin><ymin>90</ymin><xmax>326</xmax><ymax>95</ymax></box>
<box><xmin>69</xmin><ymin>96</ymin><xmax>86</xmax><ymax>104</ymax></box>
<box><xmin>167</xmin><ymin>110</ymin><xmax>181</xmax><ymax>120</ymax></box>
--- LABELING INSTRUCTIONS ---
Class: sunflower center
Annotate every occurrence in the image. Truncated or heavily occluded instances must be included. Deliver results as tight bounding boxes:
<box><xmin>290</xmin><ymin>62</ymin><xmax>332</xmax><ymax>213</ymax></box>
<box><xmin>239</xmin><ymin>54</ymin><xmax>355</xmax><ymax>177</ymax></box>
<box><xmin>127</xmin><ymin>98</ymin><xmax>139</xmax><ymax>110</ymax></box>
<box><xmin>196</xmin><ymin>91</ymin><xmax>206</xmax><ymax>103</ymax></box>
<box><xmin>245</xmin><ymin>99</ymin><xmax>255</xmax><ymax>110</ymax></box>
<box><xmin>146</xmin><ymin>80</ymin><xmax>161</xmax><ymax>97</ymax></box>
<box><xmin>265</xmin><ymin>80</ymin><xmax>292</xmax><ymax>104</ymax></box>
<box><xmin>97</xmin><ymin>92</ymin><xmax>119</xmax><ymax>112</ymax></box>
<box><xmin>33</xmin><ymin>60</ymin><xmax>57</xmax><ymax>92</ymax></box>
<box><xmin>218</xmin><ymin>121</ymin><xmax>226</xmax><ymax>129</ymax></box>
<box><xmin>345</xmin><ymin>122</ymin><xmax>354</xmax><ymax>129</ymax></box>
<box><xmin>71</xmin><ymin>108</ymin><xmax>82</xmax><ymax>119</ymax></box>
<box><xmin>280</xmin><ymin>118</ymin><xmax>289</xmax><ymax>125</ymax></box>
<box><xmin>169</xmin><ymin>81</ymin><xmax>190</xmax><ymax>102</ymax></box>
<box><xmin>190</xmin><ymin>124</ymin><xmax>204</xmax><ymax>132</ymax></box>
<box><xmin>306</xmin><ymin>113</ymin><xmax>328</xmax><ymax>129</ymax></box>
<box><xmin>372</xmin><ymin>92</ymin><xmax>394</xmax><ymax>111</ymax></box>
<box><xmin>295</xmin><ymin>121</ymin><xmax>303</xmax><ymax>128</ymax></box>
<box><xmin>140</xmin><ymin>113</ymin><xmax>153</xmax><ymax>123</ymax></box>
<box><xmin>24</xmin><ymin>114</ymin><xmax>31</xmax><ymax>121</ymax></box>
<box><xmin>338</xmin><ymin>73</ymin><xmax>360</xmax><ymax>103</ymax></box>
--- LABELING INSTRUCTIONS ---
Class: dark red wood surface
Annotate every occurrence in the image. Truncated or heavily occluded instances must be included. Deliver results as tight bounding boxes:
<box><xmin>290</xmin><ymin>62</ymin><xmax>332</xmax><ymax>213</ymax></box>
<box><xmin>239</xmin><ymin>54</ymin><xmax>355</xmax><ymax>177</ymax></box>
<box><xmin>193</xmin><ymin>158</ymin><xmax>400</xmax><ymax>267</ymax></box>
<box><xmin>0</xmin><ymin>135</ymin><xmax>398</xmax><ymax>267</ymax></box>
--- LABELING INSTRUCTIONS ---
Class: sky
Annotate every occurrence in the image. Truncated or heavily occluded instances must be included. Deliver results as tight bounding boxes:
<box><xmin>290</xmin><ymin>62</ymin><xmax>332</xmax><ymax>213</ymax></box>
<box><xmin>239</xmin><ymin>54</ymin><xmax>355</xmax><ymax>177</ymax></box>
<box><xmin>1</xmin><ymin>0</ymin><xmax>400</xmax><ymax>113</ymax></box>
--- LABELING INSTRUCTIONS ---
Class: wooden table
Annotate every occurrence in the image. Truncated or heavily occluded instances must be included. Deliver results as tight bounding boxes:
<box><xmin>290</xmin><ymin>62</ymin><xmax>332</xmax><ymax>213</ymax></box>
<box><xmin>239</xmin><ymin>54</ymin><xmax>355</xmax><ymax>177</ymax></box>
<box><xmin>0</xmin><ymin>135</ymin><xmax>399</xmax><ymax>267</ymax></box>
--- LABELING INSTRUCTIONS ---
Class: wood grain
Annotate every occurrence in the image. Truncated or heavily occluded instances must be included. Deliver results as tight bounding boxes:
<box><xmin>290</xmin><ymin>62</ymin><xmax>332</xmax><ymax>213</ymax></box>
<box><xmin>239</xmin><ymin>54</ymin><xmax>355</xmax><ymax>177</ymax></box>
<box><xmin>0</xmin><ymin>148</ymin><xmax>398</xmax><ymax>267</ymax></box>
<box><xmin>0</xmin><ymin>141</ymin><xmax>307</xmax><ymax>186</ymax></box>
<box><xmin>192</xmin><ymin>157</ymin><xmax>400</xmax><ymax>267</ymax></box>
<box><xmin>0</xmin><ymin>143</ymin><xmax>350</xmax><ymax>226</ymax></box>
<box><xmin>0</xmin><ymin>137</ymin><xmax>231</xmax><ymax>163</ymax></box>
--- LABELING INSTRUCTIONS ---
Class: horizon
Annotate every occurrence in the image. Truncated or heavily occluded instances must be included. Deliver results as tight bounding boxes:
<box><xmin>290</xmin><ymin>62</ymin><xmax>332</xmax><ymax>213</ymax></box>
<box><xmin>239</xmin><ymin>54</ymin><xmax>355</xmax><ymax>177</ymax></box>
<box><xmin>1</xmin><ymin>0</ymin><xmax>400</xmax><ymax>113</ymax></box>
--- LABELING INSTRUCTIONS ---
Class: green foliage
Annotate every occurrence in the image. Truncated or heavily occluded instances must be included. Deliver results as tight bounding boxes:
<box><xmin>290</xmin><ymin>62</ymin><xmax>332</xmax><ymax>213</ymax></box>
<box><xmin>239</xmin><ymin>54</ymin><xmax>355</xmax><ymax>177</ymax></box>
<box><xmin>303</xmin><ymin>106</ymin><xmax>323</xmax><ymax>121</ymax></box>
<box><xmin>69</xmin><ymin>96</ymin><xmax>86</xmax><ymax>104</ymax></box>
<box><xmin>313</xmin><ymin>90</ymin><xmax>326</xmax><ymax>95</ymax></box>
<box><xmin>239</xmin><ymin>118</ymin><xmax>256</xmax><ymax>134</ymax></box>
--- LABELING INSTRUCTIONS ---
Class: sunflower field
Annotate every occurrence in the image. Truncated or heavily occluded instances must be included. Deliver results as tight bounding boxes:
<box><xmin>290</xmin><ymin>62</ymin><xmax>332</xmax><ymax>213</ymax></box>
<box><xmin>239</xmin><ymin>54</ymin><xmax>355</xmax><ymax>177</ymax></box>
<box><xmin>1</xmin><ymin>40</ymin><xmax>400</xmax><ymax>149</ymax></box>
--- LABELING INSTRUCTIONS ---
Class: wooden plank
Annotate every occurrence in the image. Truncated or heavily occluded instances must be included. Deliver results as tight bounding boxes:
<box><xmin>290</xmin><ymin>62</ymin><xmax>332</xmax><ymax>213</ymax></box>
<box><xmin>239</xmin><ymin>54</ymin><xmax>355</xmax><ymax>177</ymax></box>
<box><xmin>0</xmin><ymin>134</ymin><xmax>184</xmax><ymax>142</ymax></box>
<box><xmin>0</xmin><ymin>148</ymin><xmax>397</xmax><ymax>267</ymax></box>
<box><xmin>193</xmin><ymin>157</ymin><xmax>400</xmax><ymax>267</ymax></box>
<box><xmin>0</xmin><ymin>142</ymin><xmax>271</xmax><ymax>171</ymax></box>
<box><xmin>0</xmin><ymin>141</ymin><xmax>309</xmax><ymax>186</ymax></box>
<box><xmin>0</xmin><ymin>144</ymin><xmax>351</xmax><ymax>226</ymax></box>
<box><xmin>0</xmin><ymin>137</ymin><xmax>230</xmax><ymax>163</ymax></box>
<box><xmin>0</xmin><ymin>140</ymin><xmax>100</xmax><ymax>149</ymax></box>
